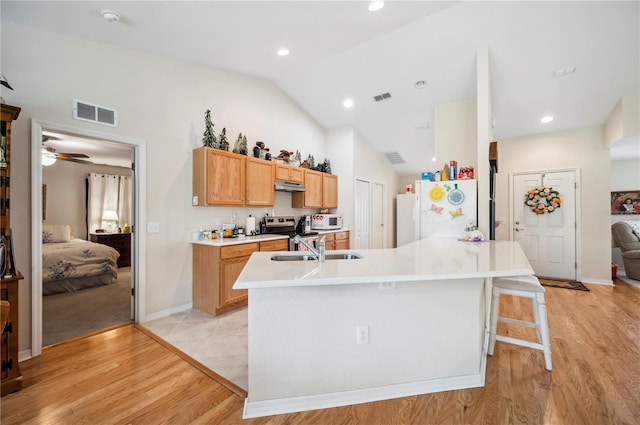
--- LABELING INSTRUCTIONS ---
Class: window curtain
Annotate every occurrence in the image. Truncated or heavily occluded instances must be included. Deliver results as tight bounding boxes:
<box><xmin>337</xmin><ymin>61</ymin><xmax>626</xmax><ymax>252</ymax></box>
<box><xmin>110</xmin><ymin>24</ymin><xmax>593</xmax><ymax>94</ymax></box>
<box><xmin>87</xmin><ymin>173</ymin><xmax>132</xmax><ymax>233</ymax></box>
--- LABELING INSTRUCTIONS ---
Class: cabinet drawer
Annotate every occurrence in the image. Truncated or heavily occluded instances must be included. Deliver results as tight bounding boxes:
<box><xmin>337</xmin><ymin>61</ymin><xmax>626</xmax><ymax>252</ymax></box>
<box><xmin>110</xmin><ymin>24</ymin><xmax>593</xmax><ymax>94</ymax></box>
<box><xmin>335</xmin><ymin>231</ymin><xmax>349</xmax><ymax>241</ymax></box>
<box><xmin>220</xmin><ymin>243</ymin><xmax>259</xmax><ymax>259</ymax></box>
<box><xmin>322</xmin><ymin>233</ymin><xmax>335</xmax><ymax>242</ymax></box>
<box><xmin>260</xmin><ymin>239</ymin><xmax>288</xmax><ymax>251</ymax></box>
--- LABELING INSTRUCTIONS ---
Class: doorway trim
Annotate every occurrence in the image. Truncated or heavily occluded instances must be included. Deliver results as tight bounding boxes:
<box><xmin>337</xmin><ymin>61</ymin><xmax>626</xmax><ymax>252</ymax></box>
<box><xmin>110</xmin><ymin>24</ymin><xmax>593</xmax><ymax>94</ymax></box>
<box><xmin>508</xmin><ymin>167</ymin><xmax>582</xmax><ymax>281</ymax></box>
<box><xmin>30</xmin><ymin>119</ymin><xmax>147</xmax><ymax>357</ymax></box>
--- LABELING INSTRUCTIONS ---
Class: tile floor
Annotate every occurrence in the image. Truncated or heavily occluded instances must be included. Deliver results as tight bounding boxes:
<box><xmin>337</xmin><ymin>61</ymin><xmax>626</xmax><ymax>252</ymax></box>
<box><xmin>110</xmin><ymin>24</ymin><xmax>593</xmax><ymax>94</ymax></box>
<box><xmin>142</xmin><ymin>307</ymin><xmax>248</xmax><ymax>390</ymax></box>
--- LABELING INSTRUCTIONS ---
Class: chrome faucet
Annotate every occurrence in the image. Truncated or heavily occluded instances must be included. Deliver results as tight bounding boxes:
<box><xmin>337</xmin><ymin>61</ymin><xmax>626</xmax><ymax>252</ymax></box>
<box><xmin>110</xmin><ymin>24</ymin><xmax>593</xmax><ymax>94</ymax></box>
<box><xmin>294</xmin><ymin>235</ymin><xmax>326</xmax><ymax>262</ymax></box>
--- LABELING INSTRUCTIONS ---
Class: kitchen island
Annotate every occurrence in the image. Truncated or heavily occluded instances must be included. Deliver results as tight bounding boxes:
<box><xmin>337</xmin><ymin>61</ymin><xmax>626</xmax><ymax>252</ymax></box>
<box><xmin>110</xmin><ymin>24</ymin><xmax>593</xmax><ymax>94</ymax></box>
<box><xmin>234</xmin><ymin>238</ymin><xmax>533</xmax><ymax>418</ymax></box>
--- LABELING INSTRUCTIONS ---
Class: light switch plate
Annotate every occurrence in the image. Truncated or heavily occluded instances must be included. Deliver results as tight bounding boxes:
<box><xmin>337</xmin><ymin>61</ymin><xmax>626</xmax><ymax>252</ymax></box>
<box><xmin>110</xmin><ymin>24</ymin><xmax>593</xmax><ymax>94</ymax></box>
<box><xmin>148</xmin><ymin>222</ymin><xmax>160</xmax><ymax>233</ymax></box>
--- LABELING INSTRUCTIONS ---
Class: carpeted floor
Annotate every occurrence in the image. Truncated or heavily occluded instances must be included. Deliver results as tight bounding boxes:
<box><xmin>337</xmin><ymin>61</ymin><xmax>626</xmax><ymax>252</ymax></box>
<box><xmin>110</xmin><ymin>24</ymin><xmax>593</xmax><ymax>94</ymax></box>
<box><xmin>538</xmin><ymin>277</ymin><xmax>590</xmax><ymax>291</ymax></box>
<box><xmin>43</xmin><ymin>267</ymin><xmax>132</xmax><ymax>346</ymax></box>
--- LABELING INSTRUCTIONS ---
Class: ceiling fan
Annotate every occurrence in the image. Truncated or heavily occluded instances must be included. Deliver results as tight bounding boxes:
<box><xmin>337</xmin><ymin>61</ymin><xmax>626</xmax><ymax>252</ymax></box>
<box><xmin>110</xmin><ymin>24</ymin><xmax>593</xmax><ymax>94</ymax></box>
<box><xmin>42</xmin><ymin>135</ymin><xmax>91</xmax><ymax>164</ymax></box>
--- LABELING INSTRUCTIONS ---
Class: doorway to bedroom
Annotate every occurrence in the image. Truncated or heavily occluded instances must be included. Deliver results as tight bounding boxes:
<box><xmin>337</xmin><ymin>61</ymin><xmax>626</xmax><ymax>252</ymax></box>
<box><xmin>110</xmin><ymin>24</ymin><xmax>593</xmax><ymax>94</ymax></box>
<box><xmin>31</xmin><ymin>121</ymin><xmax>146</xmax><ymax>354</ymax></box>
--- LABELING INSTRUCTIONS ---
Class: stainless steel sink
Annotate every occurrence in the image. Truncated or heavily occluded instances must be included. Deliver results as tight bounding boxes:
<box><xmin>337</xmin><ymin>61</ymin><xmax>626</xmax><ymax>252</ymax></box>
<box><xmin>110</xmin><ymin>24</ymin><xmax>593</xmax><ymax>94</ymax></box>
<box><xmin>325</xmin><ymin>253</ymin><xmax>362</xmax><ymax>260</ymax></box>
<box><xmin>270</xmin><ymin>254</ymin><xmax>316</xmax><ymax>261</ymax></box>
<box><xmin>270</xmin><ymin>253</ymin><xmax>362</xmax><ymax>261</ymax></box>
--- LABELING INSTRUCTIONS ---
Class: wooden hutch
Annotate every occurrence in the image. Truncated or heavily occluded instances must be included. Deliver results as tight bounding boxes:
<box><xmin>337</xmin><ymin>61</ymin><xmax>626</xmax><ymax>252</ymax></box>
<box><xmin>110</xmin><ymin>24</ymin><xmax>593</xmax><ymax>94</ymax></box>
<box><xmin>1</xmin><ymin>103</ymin><xmax>24</xmax><ymax>396</ymax></box>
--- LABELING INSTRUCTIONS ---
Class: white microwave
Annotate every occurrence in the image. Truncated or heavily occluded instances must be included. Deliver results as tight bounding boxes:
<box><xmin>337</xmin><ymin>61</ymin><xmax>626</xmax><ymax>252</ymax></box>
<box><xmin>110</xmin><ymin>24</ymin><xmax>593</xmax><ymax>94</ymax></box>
<box><xmin>311</xmin><ymin>214</ymin><xmax>343</xmax><ymax>230</ymax></box>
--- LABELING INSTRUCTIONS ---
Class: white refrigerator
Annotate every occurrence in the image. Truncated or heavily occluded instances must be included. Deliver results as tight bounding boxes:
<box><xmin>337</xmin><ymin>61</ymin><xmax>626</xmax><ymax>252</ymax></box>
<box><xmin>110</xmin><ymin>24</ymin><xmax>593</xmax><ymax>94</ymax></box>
<box><xmin>396</xmin><ymin>179</ymin><xmax>478</xmax><ymax>246</ymax></box>
<box><xmin>396</xmin><ymin>193</ymin><xmax>419</xmax><ymax>246</ymax></box>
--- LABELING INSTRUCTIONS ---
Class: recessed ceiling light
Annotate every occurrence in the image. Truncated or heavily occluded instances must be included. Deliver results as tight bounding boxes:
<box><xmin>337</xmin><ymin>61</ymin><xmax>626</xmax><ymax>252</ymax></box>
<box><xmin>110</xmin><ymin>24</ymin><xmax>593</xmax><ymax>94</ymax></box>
<box><xmin>343</xmin><ymin>98</ymin><xmax>354</xmax><ymax>109</ymax></box>
<box><xmin>368</xmin><ymin>1</ymin><xmax>384</xmax><ymax>12</ymax></box>
<box><xmin>277</xmin><ymin>48</ymin><xmax>290</xmax><ymax>57</ymax></box>
<box><xmin>414</xmin><ymin>80</ymin><xmax>427</xmax><ymax>89</ymax></box>
<box><xmin>540</xmin><ymin>115</ymin><xmax>554</xmax><ymax>124</ymax></box>
<box><xmin>431</xmin><ymin>156</ymin><xmax>437</xmax><ymax>162</ymax></box>
<box><xmin>101</xmin><ymin>9</ymin><xmax>121</xmax><ymax>23</ymax></box>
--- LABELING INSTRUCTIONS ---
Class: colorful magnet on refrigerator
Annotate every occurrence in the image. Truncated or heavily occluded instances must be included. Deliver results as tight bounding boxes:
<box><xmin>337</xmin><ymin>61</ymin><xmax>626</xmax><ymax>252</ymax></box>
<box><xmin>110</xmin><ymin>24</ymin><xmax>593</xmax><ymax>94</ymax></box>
<box><xmin>429</xmin><ymin>185</ymin><xmax>445</xmax><ymax>202</ymax></box>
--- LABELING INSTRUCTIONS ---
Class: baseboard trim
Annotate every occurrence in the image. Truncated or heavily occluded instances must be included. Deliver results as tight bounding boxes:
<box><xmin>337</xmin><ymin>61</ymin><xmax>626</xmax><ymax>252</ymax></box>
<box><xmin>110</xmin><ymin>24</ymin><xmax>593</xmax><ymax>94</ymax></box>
<box><xmin>581</xmin><ymin>277</ymin><xmax>614</xmax><ymax>286</ymax></box>
<box><xmin>143</xmin><ymin>302</ymin><xmax>192</xmax><ymax>322</ymax></box>
<box><xmin>242</xmin><ymin>372</ymin><xmax>484</xmax><ymax>419</ymax></box>
<box><xmin>19</xmin><ymin>349</ymin><xmax>32</xmax><ymax>362</ymax></box>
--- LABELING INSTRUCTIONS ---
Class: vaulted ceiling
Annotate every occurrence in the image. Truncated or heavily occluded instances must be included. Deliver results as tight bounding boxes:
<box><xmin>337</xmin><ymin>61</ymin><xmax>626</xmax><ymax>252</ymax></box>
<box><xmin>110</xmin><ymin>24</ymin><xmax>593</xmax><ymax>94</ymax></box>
<box><xmin>3</xmin><ymin>1</ymin><xmax>639</xmax><ymax>172</ymax></box>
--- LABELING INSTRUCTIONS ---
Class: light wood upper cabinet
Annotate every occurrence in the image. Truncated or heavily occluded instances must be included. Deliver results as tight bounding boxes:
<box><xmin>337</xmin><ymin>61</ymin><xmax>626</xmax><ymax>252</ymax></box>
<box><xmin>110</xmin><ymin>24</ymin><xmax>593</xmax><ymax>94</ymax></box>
<box><xmin>246</xmin><ymin>157</ymin><xmax>275</xmax><ymax>206</ymax></box>
<box><xmin>275</xmin><ymin>164</ymin><xmax>303</xmax><ymax>183</ymax></box>
<box><xmin>322</xmin><ymin>173</ymin><xmax>338</xmax><ymax>209</ymax></box>
<box><xmin>292</xmin><ymin>169</ymin><xmax>338</xmax><ymax>209</ymax></box>
<box><xmin>193</xmin><ymin>147</ymin><xmax>274</xmax><ymax>207</ymax></box>
<box><xmin>292</xmin><ymin>169</ymin><xmax>323</xmax><ymax>208</ymax></box>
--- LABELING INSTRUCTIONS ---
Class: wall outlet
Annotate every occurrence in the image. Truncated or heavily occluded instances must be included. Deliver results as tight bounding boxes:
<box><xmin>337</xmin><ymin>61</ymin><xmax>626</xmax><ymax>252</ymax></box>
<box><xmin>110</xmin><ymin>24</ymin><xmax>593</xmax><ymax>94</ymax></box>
<box><xmin>192</xmin><ymin>196</ymin><xmax>199</xmax><ymax>206</ymax></box>
<box><xmin>356</xmin><ymin>325</ymin><xmax>369</xmax><ymax>345</ymax></box>
<box><xmin>379</xmin><ymin>282</ymin><xmax>396</xmax><ymax>290</ymax></box>
<box><xmin>214</xmin><ymin>218</ymin><xmax>221</xmax><ymax>226</ymax></box>
<box><xmin>148</xmin><ymin>222</ymin><xmax>160</xmax><ymax>233</ymax></box>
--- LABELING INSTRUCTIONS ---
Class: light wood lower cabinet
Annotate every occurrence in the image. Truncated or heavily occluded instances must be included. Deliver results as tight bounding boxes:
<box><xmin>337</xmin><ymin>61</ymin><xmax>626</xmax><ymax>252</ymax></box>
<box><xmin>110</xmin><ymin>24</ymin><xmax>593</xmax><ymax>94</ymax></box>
<box><xmin>193</xmin><ymin>238</ymin><xmax>288</xmax><ymax>316</ymax></box>
<box><xmin>323</xmin><ymin>231</ymin><xmax>350</xmax><ymax>251</ymax></box>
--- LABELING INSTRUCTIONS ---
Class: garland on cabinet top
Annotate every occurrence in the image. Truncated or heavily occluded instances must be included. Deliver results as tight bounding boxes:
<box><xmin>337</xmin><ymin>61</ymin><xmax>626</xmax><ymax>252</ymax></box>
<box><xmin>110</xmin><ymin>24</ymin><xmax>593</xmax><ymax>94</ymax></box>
<box><xmin>524</xmin><ymin>186</ymin><xmax>562</xmax><ymax>214</ymax></box>
<box><xmin>200</xmin><ymin>109</ymin><xmax>333</xmax><ymax>174</ymax></box>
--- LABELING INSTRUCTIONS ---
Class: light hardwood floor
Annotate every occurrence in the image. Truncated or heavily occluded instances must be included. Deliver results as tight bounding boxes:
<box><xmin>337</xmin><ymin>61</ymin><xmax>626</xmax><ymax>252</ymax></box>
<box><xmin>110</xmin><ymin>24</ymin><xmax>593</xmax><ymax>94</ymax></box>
<box><xmin>2</xmin><ymin>279</ymin><xmax>639</xmax><ymax>424</ymax></box>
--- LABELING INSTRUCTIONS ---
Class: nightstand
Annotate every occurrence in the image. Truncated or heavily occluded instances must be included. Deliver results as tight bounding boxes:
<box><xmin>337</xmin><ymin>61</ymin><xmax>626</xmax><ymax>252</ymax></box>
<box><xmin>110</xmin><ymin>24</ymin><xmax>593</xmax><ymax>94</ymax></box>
<box><xmin>90</xmin><ymin>232</ymin><xmax>131</xmax><ymax>267</ymax></box>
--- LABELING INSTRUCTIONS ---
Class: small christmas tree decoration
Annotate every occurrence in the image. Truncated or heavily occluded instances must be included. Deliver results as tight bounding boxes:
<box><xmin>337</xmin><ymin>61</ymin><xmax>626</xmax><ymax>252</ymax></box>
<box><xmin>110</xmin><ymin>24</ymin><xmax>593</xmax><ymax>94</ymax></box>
<box><xmin>233</xmin><ymin>133</ymin><xmax>243</xmax><ymax>153</ymax></box>
<box><xmin>218</xmin><ymin>127</ymin><xmax>228</xmax><ymax>150</ymax></box>
<box><xmin>323</xmin><ymin>158</ymin><xmax>332</xmax><ymax>174</ymax></box>
<box><xmin>295</xmin><ymin>150</ymin><xmax>302</xmax><ymax>162</ymax></box>
<box><xmin>240</xmin><ymin>135</ymin><xmax>248</xmax><ymax>155</ymax></box>
<box><xmin>202</xmin><ymin>109</ymin><xmax>217</xmax><ymax>147</ymax></box>
<box><xmin>307</xmin><ymin>154</ymin><xmax>315</xmax><ymax>168</ymax></box>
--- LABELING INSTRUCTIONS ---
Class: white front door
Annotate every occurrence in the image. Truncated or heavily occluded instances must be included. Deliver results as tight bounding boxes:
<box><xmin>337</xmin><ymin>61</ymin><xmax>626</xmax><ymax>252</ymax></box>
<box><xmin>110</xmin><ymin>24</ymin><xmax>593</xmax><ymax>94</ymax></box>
<box><xmin>511</xmin><ymin>171</ymin><xmax>577</xmax><ymax>280</ymax></box>
<box><xmin>371</xmin><ymin>182</ymin><xmax>384</xmax><ymax>249</ymax></box>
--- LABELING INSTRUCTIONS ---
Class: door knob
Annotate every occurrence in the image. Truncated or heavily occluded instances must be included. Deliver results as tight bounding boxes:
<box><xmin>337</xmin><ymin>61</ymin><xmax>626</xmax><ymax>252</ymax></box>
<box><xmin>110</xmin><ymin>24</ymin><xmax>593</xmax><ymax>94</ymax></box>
<box><xmin>515</xmin><ymin>227</ymin><xmax>525</xmax><ymax>232</ymax></box>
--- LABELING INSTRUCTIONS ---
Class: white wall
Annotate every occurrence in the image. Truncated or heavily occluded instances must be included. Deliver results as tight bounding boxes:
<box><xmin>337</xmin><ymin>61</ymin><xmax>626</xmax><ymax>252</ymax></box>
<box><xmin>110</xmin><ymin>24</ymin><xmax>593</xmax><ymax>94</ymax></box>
<box><xmin>2</xmin><ymin>22</ymin><xmax>328</xmax><ymax>351</ymax></box>
<box><xmin>353</xmin><ymin>130</ymin><xmax>400</xmax><ymax>249</ymax></box>
<box><xmin>326</xmin><ymin>126</ymin><xmax>355</xmax><ymax>232</ymax></box>
<box><xmin>605</xmin><ymin>94</ymin><xmax>640</xmax><ymax>147</ymax></box>
<box><xmin>42</xmin><ymin>161</ymin><xmax>132</xmax><ymax>240</ymax></box>
<box><xmin>326</xmin><ymin>126</ymin><xmax>399</xmax><ymax>249</ymax></box>
<box><xmin>495</xmin><ymin>126</ymin><xmax>612</xmax><ymax>283</ymax></box>
<box><xmin>434</xmin><ymin>97</ymin><xmax>478</xmax><ymax>172</ymax></box>
<box><xmin>611</xmin><ymin>159</ymin><xmax>640</xmax><ymax>191</ymax></box>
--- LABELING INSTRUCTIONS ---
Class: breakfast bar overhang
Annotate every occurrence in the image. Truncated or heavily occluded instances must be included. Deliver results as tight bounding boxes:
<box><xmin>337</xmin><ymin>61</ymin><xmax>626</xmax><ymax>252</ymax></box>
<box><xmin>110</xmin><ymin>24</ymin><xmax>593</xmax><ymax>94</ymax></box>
<box><xmin>234</xmin><ymin>238</ymin><xmax>533</xmax><ymax>418</ymax></box>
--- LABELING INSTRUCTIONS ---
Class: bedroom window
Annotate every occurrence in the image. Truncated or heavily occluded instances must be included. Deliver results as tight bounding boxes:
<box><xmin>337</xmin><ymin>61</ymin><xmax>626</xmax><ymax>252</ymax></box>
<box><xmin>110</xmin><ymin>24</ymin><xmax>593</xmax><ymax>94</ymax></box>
<box><xmin>87</xmin><ymin>173</ymin><xmax>132</xmax><ymax>233</ymax></box>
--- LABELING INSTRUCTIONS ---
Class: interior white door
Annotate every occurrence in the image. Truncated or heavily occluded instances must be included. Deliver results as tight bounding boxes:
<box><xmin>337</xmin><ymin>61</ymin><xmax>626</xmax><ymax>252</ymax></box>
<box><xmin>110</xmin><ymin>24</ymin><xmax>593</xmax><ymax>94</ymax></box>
<box><xmin>354</xmin><ymin>179</ymin><xmax>370</xmax><ymax>249</ymax></box>
<box><xmin>371</xmin><ymin>182</ymin><xmax>384</xmax><ymax>249</ymax></box>
<box><xmin>511</xmin><ymin>171</ymin><xmax>576</xmax><ymax>280</ymax></box>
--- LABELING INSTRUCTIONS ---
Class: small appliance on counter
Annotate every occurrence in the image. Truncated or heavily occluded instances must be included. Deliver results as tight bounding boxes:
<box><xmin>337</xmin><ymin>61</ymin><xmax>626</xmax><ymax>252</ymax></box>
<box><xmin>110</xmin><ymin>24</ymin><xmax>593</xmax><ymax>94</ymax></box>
<box><xmin>296</xmin><ymin>215</ymin><xmax>312</xmax><ymax>234</ymax></box>
<box><xmin>311</xmin><ymin>213</ymin><xmax>343</xmax><ymax>230</ymax></box>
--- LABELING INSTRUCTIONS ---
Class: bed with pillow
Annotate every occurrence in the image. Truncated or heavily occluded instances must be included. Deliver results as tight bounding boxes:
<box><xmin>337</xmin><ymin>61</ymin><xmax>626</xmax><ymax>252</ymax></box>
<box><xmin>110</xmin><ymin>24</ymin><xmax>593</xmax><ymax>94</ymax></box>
<box><xmin>42</xmin><ymin>224</ymin><xmax>120</xmax><ymax>295</ymax></box>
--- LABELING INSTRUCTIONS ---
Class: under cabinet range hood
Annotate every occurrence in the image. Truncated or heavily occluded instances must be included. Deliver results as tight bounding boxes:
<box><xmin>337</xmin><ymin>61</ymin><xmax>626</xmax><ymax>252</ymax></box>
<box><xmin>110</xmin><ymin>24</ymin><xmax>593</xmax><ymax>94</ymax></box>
<box><xmin>274</xmin><ymin>181</ymin><xmax>306</xmax><ymax>192</ymax></box>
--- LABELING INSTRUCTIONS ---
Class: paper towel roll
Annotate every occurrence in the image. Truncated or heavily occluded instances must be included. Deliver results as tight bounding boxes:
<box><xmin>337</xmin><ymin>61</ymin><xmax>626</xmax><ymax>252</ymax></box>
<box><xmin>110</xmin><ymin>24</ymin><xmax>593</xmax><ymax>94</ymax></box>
<box><xmin>246</xmin><ymin>216</ymin><xmax>256</xmax><ymax>236</ymax></box>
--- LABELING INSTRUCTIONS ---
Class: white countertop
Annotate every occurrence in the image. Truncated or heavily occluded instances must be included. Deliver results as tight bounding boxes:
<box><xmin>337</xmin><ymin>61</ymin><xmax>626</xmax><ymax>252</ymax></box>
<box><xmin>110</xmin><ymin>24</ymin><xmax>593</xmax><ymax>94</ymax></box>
<box><xmin>234</xmin><ymin>238</ymin><xmax>533</xmax><ymax>289</ymax></box>
<box><xmin>191</xmin><ymin>234</ymin><xmax>288</xmax><ymax>247</ymax></box>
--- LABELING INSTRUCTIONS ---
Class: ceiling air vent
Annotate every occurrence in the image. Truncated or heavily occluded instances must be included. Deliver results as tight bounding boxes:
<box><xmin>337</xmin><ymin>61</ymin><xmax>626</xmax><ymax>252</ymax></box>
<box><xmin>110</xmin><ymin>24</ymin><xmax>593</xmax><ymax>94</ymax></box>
<box><xmin>383</xmin><ymin>151</ymin><xmax>406</xmax><ymax>165</ymax></box>
<box><xmin>373</xmin><ymin>92</ymin><xmax>392</xmax><ymax>102</ymax></box>
<box><xmin>73</xmin><ymin>99</ymin><xmax>118</xmax><ymax>127</ymax></box>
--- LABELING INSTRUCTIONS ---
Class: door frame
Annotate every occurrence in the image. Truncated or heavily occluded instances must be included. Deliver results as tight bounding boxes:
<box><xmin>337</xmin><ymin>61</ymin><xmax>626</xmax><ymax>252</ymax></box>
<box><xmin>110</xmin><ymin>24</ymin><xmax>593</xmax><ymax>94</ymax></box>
<box><xmin>508</xmin><ymin>168</ymin><xmax>581</xmax><ymax>281</ymax></box>
<box><xmin>30</xmin><ymin>120</ymin><xmax>147</xmax><ymax>357</ymax></box>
